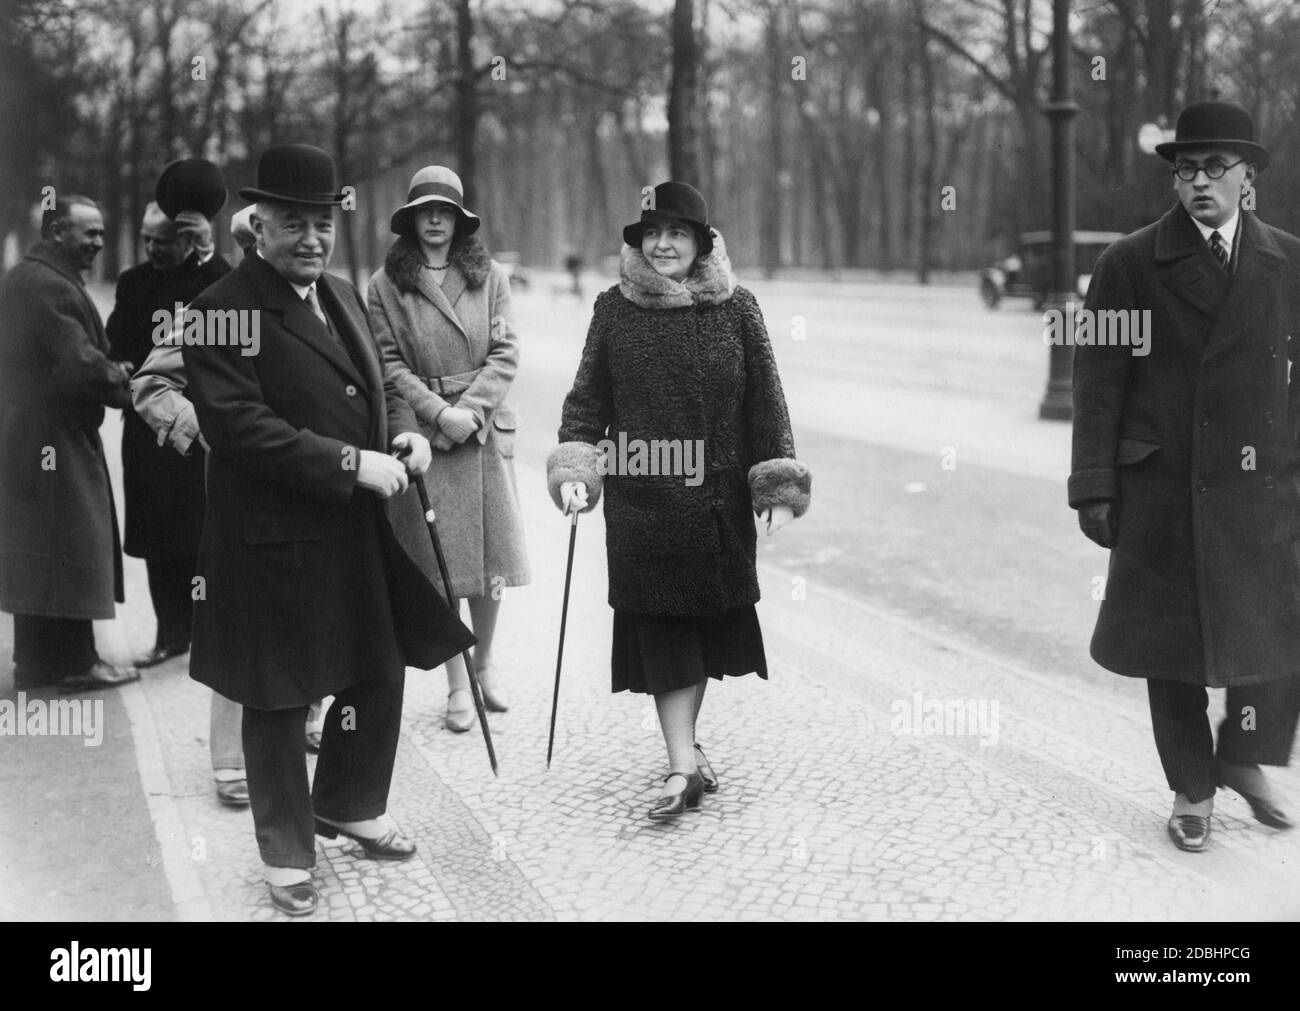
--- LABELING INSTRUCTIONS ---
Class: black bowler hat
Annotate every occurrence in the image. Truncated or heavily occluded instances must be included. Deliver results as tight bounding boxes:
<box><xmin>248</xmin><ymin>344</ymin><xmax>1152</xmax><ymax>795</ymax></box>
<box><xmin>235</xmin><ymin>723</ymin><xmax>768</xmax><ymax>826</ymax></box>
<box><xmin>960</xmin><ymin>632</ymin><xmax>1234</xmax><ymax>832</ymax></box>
<box><xmin>623</xmin><ymin>181</ymin><xmax>714</xmax><ymax>257</ymax></box>
<box><xmin>238</xmin><ymin>144</ymin><xmax>346</xmax><ymax>205</ymax></box>
<box><xmin>155</xmin><ymin>158</ymin><xmax>227</xmax><ymax>219</ymax></box>
<box><xmin>1155</xmin><ymin>100</ymin><xmax>1269</xmax><ymax>171</ymax></box>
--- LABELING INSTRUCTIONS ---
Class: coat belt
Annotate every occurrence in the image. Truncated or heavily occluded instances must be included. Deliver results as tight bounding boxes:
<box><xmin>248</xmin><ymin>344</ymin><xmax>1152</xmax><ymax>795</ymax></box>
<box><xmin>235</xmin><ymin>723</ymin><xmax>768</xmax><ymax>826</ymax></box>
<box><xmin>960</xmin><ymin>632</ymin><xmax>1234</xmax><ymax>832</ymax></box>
<box><xmin>424</xmin><ymin>368</ymin><xmax>481</xmax><ymax>396</ymax></box>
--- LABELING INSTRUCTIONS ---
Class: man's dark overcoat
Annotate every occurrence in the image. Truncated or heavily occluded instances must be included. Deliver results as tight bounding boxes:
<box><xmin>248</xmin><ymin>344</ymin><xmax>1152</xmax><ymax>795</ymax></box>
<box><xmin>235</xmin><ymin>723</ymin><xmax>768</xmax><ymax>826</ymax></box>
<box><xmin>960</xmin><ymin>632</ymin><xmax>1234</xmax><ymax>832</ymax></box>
<box><xmin>107</xmin><ymin>253</ymin><xmax>230</xmax><ymax>558</ymax></box>
<box><xmin>1070</xmin><ymin>205</ymin><xmax>1300</xmax><ymax>688</ymax></box>
<box><xmin>0</xmin><ymin>241</ymin><xmax>131</xmax><ymax>619</ymax></box>
<box><xmin>181</xmin><ymin>253</ymin><xmax>474</xmax><ymax>710</ymax></box>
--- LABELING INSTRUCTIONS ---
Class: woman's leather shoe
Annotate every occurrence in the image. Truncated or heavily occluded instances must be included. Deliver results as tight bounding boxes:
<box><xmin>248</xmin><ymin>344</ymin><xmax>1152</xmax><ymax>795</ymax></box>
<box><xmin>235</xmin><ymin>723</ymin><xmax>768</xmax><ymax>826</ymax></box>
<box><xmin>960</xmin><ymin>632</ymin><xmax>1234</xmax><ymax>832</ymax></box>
<box><xmin>475</xmin><ymin>667</ymin><xmax>508</xmax><ymax>713</ymax></box>
<box><xmin>268</xmin><ymin>880</ymin><xmax>317</xmax><ymax>916</ymax></box>
<box><xmin>445</xmin><ymin>688</ymin><xmax>477</xmax><ymax>733</ymax></box>
<box><xmin>314</xmin><ymin>818</ymin><xmax>417</xmax><ymax>861</ymax></box>
<box><xmin>648</xmin><ymin>771</ymin><xmax>705</xmax><ymax>821</ymax></box>
<box><xmin>694</xmin><ymin>742</ymin><xmax>718</xmax><ymax>793</ymax></box>
<box><xmin>1167</xmin><ymin>814</ymin><xmax>1211</xmax><ymax>852</ymax></box>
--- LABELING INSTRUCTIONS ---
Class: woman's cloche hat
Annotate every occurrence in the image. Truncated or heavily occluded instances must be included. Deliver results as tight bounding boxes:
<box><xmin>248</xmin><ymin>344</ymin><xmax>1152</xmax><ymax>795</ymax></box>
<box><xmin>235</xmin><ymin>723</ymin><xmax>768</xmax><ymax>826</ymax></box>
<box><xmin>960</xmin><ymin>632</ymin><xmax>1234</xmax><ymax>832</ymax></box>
<box><xmin>238</xmin><ymin>144</ymin><xmax>346</xmax><ymax>206</ymax></box>
<box><xmin>390</xmin><ymin>166</ymin><xmax>480</xmax><ymax>236</ymax></box>
<box><xmin>623</xmin><ymin>181</ymin><xmax>714</xmax><ymax>257</ymax></box>
<box><xmin>1155</xmin><ymin>99</ymin><xmax>1269</xmax><ymax>171</ymax></box>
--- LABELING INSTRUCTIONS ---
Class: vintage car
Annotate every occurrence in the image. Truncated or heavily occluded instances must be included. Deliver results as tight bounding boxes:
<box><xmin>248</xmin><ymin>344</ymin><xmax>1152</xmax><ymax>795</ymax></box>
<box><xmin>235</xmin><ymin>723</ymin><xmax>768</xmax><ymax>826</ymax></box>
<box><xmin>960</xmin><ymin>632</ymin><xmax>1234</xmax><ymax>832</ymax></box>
<box><xmin>979</xmin><ymin>231</ymin><xmax>1123</xmax><ymax>309</ymax></box>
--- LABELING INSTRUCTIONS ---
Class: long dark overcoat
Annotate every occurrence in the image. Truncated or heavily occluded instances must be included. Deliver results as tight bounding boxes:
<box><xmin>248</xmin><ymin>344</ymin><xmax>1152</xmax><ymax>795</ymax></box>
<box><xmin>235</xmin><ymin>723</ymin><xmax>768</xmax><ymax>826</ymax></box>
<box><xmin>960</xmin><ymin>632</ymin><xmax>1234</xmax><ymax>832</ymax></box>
<box><xmin>548</xmin><ymin>239</ymin><xmax>810</xmax><ymax>617</ymax></box>
<box><xmin>367</xmin><ymin>235</ymin><xmax>530</xmax><ymax>597</ymax></box>
<box><xmin>0</xmin><ymin>241</ymin><xmax>131</xmax><ymax>619</ymax></box>
<box><xmin>182</xmin><ymin>253</ymin><xmax>474</xmax><ymax>709</ymax></box>
<box><xmin>1070</xmin><ymin>205</ymin><xmax>1300</xmax><ymax>687</ymax></box>
<box><xmin>106</xmin><ymin>253</ymin><xmax>230</xmax><ymax>558</ymax></box>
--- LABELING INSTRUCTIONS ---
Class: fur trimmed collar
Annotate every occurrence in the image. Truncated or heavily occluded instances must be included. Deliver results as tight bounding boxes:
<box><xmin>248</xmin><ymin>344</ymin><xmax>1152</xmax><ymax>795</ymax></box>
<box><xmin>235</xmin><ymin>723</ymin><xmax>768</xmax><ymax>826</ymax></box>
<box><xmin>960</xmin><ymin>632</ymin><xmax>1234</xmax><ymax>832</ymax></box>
<box><xmin>384</xmin><ymin>233</ymin><xmax>492</xmax><ymax>294</ymax></box>
<box><xmin>619</xmin><ymin>231</ymin><xmax>735</xmax><ymax>309</ymax></box>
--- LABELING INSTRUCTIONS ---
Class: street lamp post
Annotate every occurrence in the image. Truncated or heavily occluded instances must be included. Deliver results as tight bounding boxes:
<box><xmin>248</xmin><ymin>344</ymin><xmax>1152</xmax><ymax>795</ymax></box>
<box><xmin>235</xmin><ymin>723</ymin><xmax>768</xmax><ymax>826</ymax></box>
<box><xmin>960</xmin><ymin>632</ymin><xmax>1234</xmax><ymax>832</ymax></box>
<box><xmin>1038</xmin><ymin>0</ymin><xmax>1078</xmax><ymax>421</ymax></box>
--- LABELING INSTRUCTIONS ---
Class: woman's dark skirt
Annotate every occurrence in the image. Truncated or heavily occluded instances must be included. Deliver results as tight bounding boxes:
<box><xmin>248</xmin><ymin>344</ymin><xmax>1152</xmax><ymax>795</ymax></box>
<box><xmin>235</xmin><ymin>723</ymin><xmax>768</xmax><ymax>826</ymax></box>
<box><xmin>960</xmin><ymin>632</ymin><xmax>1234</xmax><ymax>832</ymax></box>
<box><xmin>611</xmin><ymin>605</ymin><xmax>768</xmax><ymax>695</ymax></box>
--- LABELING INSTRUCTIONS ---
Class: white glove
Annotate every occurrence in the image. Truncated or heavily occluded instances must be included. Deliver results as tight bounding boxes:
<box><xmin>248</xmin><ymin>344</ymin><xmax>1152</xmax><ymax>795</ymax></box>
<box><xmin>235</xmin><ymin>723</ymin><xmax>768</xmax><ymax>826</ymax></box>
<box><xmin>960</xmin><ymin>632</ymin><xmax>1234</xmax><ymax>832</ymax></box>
<box><xmin>560</xmin><ymin>481</ymin><xmax>589</xmax><ymax>514</ymax></box>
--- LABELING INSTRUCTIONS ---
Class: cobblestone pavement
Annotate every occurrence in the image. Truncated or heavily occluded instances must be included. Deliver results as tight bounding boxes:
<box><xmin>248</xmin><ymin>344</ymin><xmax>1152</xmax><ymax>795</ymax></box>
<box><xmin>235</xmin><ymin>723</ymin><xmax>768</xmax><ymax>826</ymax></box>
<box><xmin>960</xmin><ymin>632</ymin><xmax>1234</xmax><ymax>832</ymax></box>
<box><xmin>2</xmin><ymin>280</ymin><xmax>1298</xmax><ymax>921</ymax></box>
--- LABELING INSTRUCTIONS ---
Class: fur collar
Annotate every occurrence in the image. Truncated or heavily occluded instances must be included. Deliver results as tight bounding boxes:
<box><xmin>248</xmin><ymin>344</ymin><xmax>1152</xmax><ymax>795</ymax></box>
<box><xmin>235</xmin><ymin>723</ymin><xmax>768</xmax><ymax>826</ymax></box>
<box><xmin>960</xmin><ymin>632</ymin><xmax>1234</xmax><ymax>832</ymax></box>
<box><xmin>619</xmin><ymin>231</ymin><xmax>735</xmax><ymax>309</ymax></box>
<box><xmin>384</xmin><ymin>233</ymin><xmax>492</xmax><ymax>294</ymax></box>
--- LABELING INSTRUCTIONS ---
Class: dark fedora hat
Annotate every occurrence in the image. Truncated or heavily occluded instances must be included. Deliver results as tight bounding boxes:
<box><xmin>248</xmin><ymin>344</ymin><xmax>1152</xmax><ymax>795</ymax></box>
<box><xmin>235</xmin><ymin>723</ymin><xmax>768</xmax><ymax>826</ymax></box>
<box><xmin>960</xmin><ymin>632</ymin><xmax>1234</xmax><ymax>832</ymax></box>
<box><xmin>390</xmin><ymin>166</ymin><xmax>480</xmax><ymax>236</ymax></box>
<box><xmin>623</xmin><ymin>181</ymin><xmax>713</xmax><ymax>257</ymax></box>
<box><xmin>238</xmin><ymin>144</ymin><xmax>345</xmax><ymax>205</ymax></box>
<box><xmin>1155</xmin><ymin>100</ymin><xmax>1269</xmax><ymax>171</ymax></box>
<box><xmin>156</xmin><ymin>157</ymin><xmax>227</xmax><ymax>220</ymax></box>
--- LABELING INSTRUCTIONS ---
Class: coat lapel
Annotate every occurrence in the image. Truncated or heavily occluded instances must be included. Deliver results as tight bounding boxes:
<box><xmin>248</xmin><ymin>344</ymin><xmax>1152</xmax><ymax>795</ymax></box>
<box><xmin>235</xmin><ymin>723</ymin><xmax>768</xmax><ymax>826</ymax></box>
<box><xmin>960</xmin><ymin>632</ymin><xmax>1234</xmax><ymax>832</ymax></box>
<box><xmin>28</xmin><ymin>244</ymin><xmax>109</xmax><ymax>349</ymax></box>
<box><xmin>318</xmin><ymin>274</ymin><xmax>387</xmax><ymax>448</ymax></box>
<box><xmin>244</xmin><ymin>255</ymin><xmax>363</xmax><ymax>385</ymax></box>
<box><xmin>1203</xmin><ymin>212</ymin><xmax>1286</xmax><ymax>363</ymax></box>
<box><xmin>415</xmin><ymin>266</ymin><xmax>470</xmax><ymax>344</ymax></box>
<box><xmin>1154</xmin><ymin>205</ymin><xmax>1229</xmax><ymax>322</ymax></box>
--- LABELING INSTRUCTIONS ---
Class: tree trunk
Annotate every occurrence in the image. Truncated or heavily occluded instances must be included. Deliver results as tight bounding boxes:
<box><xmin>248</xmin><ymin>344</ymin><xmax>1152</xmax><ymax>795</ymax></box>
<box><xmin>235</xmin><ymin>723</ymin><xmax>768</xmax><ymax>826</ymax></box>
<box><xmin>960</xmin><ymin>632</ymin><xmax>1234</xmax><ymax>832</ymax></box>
<box><xmin>668</xmin><ymin>0</ymin><xmax>701</xmax><ymax>182</ymax></box>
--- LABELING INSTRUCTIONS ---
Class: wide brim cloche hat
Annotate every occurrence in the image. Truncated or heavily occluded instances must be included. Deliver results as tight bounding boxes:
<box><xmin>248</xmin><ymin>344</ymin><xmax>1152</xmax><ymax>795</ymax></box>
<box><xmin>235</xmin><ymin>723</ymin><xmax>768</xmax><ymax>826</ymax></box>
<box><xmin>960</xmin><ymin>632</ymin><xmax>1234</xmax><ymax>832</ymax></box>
<box><xmin>390</xmin><ymin>166</ymin><xmax>480</xmax><ymax>236</ymax></box>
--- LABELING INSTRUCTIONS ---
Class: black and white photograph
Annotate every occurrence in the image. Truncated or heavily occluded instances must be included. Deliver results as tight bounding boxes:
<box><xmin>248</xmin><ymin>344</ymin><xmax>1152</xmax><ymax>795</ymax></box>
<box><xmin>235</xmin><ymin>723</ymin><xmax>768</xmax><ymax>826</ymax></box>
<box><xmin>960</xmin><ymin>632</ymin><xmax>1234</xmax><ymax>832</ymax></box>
<box><xmin>1</xmin><ymin>0</ymin><xmax>1298</xmax><ymax>955</ymax></box>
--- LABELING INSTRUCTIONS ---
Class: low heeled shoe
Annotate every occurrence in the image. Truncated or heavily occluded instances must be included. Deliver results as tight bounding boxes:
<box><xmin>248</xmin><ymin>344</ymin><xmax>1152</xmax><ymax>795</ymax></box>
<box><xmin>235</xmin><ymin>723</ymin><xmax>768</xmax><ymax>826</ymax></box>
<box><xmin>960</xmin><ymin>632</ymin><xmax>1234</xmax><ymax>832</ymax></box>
<box><xmin>268</xmin><ymin>880</ymin><xmax>318</xmax><ymax>916</ymax></box>
<box><xmin>314</xmin><ymin>818</ymin><xmax>417</xmax><ymax>861</ymax></box>
<box><xmin>648</xmin><ymin>771</ymin><xmax>705</xmax><ymax>822</ymax></box>
<box><xmin>1167</xmin><ymin>814</ymin><xmax>1211</xmax><ymax>852</ymax></box>
<box><xmin>1216</xmin><ymin>777</ymin><xmax>1292</xmax><ymax>830</ymax></box>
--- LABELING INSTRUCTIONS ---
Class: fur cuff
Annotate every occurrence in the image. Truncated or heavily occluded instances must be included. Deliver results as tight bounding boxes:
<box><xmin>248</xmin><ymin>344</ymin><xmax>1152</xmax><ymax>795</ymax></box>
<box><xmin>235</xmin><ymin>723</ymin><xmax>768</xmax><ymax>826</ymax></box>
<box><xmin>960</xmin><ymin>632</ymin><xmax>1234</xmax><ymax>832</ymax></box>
<box><xmin>547</xmin><ymin>441</ymin><xmax>605</xmax><ymax>512</ymax></box>
<box><xmin>749</xmin><ymin>458</ymin><xmax>811</xmax><ymax>518</ymax></box>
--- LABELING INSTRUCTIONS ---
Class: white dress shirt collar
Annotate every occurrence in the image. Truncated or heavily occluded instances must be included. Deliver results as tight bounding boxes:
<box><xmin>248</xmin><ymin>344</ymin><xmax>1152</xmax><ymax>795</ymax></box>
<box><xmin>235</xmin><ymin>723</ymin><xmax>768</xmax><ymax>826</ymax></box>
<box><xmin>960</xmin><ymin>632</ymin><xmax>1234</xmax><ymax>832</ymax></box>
<box><xmin>1190</xmin><ymin>209</ymin><xmax>1240</xmax><ymax>252</ymax></box>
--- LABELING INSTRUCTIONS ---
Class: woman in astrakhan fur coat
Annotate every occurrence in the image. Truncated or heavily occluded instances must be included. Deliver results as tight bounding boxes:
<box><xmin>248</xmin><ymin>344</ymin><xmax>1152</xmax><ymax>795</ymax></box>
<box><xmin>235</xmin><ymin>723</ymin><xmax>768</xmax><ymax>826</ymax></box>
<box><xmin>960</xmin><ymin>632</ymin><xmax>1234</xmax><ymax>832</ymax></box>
<box><xmin>547</xmin><ymin>181</ymin><xmax>810</xmax><ymax>821</ymax></box>
<box><xmin>369</xmin><ymin>166</ymin><xmax>530</xmax><ymax>732</ymax></box>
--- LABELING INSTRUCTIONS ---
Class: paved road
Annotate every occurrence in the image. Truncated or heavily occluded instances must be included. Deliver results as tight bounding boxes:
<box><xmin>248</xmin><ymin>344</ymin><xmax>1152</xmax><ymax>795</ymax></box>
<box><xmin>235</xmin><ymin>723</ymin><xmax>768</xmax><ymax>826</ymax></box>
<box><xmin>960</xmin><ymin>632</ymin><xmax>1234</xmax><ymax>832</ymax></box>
<box><xmin>1</xmin><ymin>274</ymin><xmax>1297</xmax><ymax>921</ymax></box>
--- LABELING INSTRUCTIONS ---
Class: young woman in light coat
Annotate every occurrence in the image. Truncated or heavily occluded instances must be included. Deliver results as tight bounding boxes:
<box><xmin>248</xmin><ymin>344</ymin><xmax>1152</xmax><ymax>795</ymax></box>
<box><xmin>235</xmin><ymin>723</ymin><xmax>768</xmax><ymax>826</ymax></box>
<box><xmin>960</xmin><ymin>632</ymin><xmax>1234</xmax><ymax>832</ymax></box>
<box><xmin>369</xmin><ymin>166</ymin><xmax>530</xmax><ymax>731</ymax></box>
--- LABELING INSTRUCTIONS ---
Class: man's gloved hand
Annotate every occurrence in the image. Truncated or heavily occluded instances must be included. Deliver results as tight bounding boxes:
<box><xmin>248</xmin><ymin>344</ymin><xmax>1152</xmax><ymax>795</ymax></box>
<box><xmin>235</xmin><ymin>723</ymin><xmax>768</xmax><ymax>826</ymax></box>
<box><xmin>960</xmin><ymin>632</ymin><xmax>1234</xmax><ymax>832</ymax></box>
<box><xmin>1077</xmin><ymin>499</ymin><xmax>1118</xmax><ymax>549</ymax></box>
<box><xmin>174</xmin><ymin>210</ymin><xmax>215</xmax><ymax>260</ymax></box>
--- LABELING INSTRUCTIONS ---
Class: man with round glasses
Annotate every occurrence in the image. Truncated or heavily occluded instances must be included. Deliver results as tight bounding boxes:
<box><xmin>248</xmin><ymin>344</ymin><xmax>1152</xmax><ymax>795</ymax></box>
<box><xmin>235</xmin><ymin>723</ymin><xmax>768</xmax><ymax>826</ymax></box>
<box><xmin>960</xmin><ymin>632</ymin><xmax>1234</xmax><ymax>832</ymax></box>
<box><xmin>1070</xmin><ymin>99</ymin><xmax>1300</xmax><ymax>853</ymax></box>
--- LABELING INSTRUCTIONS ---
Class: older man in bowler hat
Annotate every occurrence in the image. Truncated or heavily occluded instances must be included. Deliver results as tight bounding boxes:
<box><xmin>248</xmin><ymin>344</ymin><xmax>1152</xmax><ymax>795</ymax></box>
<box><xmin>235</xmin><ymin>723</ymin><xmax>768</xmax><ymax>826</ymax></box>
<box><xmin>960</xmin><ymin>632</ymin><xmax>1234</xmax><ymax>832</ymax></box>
<box><xmin>1071</xmin><ymin>99</ymin><xmax>1300</xmax><ymax>852</ymax></box>
<box><xmin>181</xmin><ymin>144</ymin><xmax>474</xmax><ymax>915</ymax></box>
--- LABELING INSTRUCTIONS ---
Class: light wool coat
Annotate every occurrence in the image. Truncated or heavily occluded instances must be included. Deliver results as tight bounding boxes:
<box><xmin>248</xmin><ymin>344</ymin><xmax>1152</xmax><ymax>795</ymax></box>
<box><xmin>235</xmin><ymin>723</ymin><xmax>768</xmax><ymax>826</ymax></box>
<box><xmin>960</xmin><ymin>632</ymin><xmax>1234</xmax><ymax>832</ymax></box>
<box><xmin>368</xmin><ymin>235</ymin><xmax>530</xmax><ymax>597</ymax></box>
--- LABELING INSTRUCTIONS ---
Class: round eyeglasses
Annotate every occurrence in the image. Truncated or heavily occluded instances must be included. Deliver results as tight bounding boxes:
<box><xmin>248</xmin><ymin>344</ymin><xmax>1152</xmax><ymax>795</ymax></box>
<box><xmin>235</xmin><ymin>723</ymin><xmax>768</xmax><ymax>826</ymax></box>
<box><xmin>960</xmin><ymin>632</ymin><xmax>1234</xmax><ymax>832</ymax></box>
<box><xmin>1172</xmin><ymin>158</ymin><xmax>1245</xmax><ymax>181</ymax></box>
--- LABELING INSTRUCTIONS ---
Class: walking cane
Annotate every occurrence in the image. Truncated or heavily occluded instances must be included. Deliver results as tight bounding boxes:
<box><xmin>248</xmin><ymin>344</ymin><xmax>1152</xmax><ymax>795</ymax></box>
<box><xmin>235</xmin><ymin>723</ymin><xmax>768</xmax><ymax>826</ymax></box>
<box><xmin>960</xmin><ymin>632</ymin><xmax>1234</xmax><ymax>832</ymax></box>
<box><xmin>546</xmin><ymin>506</ymin><xmax>580</xmax><ymax>768</ymax></box>
<box><xmin>398</xmin><ymin>448</ymin><xmax>498</xmax><ymax>776</ymax></box>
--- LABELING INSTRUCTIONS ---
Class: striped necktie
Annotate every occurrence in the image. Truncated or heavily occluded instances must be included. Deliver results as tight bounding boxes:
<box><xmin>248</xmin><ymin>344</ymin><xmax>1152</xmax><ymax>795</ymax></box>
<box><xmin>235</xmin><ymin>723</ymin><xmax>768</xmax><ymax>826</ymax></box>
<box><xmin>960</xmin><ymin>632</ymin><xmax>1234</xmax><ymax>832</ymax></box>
<box><xmin>1210</xmin><ymin>230</ymin><xmax>1230</xmax><ymax>271</ymax></box>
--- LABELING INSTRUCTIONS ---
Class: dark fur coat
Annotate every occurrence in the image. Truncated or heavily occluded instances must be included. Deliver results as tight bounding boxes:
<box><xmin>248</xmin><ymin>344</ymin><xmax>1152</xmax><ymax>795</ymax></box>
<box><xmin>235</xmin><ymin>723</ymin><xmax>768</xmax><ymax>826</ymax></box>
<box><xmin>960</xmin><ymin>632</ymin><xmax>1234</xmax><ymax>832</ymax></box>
<box><xmin>548</xmin><ymin>235</ymin><xmax>810</xmax><ymax>617</ymax></box>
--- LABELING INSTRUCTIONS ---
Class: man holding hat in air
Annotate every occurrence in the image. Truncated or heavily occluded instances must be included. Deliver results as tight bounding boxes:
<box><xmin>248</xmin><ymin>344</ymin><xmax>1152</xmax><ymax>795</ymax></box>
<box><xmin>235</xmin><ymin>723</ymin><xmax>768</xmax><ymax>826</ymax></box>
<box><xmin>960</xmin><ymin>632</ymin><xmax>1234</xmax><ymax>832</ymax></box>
<box><xmin>1071</xmin><ymin>99</ymin><xmax>1300</xmax><ymax>852</ymax></box>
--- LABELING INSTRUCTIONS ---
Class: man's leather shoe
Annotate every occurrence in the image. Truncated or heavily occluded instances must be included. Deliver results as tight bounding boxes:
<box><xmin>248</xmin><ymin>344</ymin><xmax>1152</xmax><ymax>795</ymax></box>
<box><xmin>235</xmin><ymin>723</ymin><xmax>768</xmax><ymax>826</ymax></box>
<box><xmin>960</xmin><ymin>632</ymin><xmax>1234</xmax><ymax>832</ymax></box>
<box><xmin>216</xmin><ymin>779</ymin><xmax>250</xmax><ymax>808</ymax></box>
<box><xmin>314</xmin><ymin>818</ymin><xmax>417</xmax><ymax>861</ymax></box>
<box><xmin>1168</xmin><ymin>814</ymin><xmax>1211</xmax><ymax>852</ymax></box>
<box><xmin>268</xmin><ymin>880</ymin><xmax>317</xmax><ymax>916</ymax></box>
<box><xmin>56</xmin><ymin>661</ymin><xmax>139</xmax><ymax>694</ymax></box>
<box><xmin>135</xmin><ymin>643</ymin><xmax>189</xmax><ymax>669</ymax></box>
<box><xmin>1217</xmin><ymin>778</ymin><xmax>1293</xmax><ymax>830</ymax></box>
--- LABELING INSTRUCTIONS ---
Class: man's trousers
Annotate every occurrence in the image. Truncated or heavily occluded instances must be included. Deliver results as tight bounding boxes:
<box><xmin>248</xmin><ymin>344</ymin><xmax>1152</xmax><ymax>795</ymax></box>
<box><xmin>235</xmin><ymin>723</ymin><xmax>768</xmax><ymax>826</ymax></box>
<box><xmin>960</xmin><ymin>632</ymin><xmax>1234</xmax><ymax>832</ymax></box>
<box><xmin>1147</xmin><ymin>677</ymin><xmax>1300</xmax><ymax>803</ymax></box>
<box><xmin>241</xmin><ymin>677</ymin><xmax>404</xmax><ymax>869</ymax></box>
